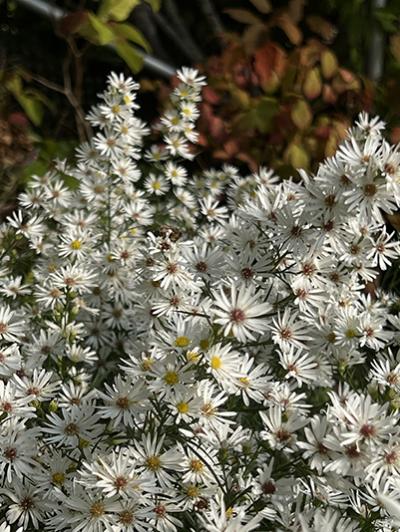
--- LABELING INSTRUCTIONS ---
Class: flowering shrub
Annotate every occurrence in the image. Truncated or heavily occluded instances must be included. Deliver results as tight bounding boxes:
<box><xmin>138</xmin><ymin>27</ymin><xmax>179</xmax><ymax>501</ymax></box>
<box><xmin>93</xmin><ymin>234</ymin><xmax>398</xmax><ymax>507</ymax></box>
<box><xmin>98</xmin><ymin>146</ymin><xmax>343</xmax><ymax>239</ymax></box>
<box><xmin>2</xmin><ymin>67</ymin><xmax>400</xmax><ymax>531</ymax></box>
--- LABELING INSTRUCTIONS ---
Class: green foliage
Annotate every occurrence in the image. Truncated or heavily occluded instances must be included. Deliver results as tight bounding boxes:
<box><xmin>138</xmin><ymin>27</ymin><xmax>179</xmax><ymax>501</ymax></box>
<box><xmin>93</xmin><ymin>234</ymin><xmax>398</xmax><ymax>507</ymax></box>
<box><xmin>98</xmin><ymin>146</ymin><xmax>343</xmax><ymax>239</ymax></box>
<box><xmin>19</xmin><ymin>139</ymin><xmax>77</xmax><ymax>185</ymax></box>
<box><xmin>81</xmin><ymin>13</ymin><xmax>116</xmax><ymax>45</ymax></box>
<box><xmin>4</xmin><ymin>73</ymin><xmax>52</xmax><ymax>127</ymax></box>
<box><xmin>59</xmin><ymin>1</ymin><xmax>152</xmax><ymax>73</ymax></box>
<box><xmin>193</xmin><ymin>1</ymin><xmax>369</xmax><ymax>173</ymax></box>
<box><xmin>98</xmin><ymin>0</ymin><xmax>141</xmax><ymax>22</ymax></box>
<box><xmin>114</xmin><ymin>40</ymin><xmax>144</xmax><ymax>72</ymax></box>
<box><xmin>111</xmin><ymin>22</ymin><xmax>151</xmax><ymax>51</ymax></box>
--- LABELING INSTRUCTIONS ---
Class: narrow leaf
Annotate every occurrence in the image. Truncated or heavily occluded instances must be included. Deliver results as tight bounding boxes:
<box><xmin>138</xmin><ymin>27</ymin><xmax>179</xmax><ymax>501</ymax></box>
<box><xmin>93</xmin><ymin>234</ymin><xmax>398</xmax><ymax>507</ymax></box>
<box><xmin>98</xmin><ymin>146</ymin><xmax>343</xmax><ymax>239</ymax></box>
<box><xmin>99</xmin><ymin>0</ymin><xmax>140</xmax><ymax>22</ymax></box>
<box><xmin>111</xmin><ymin>22</ymin><xmax>150</xmax><ymax>51</ymax></box>
<box><xmin>249</xmin><ymin>0</ymin><xmax>271</xmax><ymax>14</ymax></box>
<box><xmin>79</xmin><ymin>13</ymin><xmax>115</xmax><ymax>45</ymax></box>
<box><xmin>115</xmin><ymin>40</ymin><xmax>144</xmax><ymax>72</ymax></box>
<box><xmin>224</xmin><ymin>8</ymin><xmax>262</xmax><ymax>25</ymax></box>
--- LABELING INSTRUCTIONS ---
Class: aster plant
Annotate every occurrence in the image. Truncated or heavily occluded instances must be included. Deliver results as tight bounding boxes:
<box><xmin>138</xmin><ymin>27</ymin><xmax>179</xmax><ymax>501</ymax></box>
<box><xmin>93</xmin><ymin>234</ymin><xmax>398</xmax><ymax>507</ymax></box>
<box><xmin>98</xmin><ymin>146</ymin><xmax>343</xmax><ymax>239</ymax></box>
<box><xmin>1</xmin><ymin>67</ymin><xmax>400</xmax><ymax>532</ymax></box>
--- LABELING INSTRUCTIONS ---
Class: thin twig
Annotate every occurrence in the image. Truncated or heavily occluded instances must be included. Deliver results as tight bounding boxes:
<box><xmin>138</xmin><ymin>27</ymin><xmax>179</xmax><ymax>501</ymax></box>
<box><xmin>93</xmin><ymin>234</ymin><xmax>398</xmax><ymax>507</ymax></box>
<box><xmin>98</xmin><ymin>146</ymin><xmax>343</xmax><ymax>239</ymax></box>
<box><xmin>28</xmin><ymin>73</ymin><xmax>65</xmax><ymax>95</ymax></box>
<box><xmin>62</xmin><ymin>45</ymin><xmax>91</xmax><ymax>142</ymax></box>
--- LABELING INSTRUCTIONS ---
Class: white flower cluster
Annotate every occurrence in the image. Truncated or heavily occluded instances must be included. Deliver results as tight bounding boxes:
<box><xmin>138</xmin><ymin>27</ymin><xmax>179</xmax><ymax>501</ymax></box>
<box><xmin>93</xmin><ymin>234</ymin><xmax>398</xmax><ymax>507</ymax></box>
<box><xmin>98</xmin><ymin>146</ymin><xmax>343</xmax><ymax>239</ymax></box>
<box><xmin>1</xmin><ymin>68</ymin><xmax>400</xmax><ymax>531</ymax></box>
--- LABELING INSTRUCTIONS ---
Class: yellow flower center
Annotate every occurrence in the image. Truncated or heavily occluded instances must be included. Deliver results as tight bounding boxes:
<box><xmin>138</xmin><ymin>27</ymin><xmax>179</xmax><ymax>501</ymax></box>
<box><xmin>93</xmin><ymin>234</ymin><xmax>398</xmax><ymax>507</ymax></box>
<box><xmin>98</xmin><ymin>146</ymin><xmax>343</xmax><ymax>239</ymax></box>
<box><xmin>177</xmin><ymin>401</ymin><xmax>189</xmax><ymax>414</ymax></box>
<box><xmin>186</xmin><ymin>485</ymin><xmax>200</xmax><ymax>498</ymax></box>
<box><xmin>141</xmin><ymin>358</ymin><xmax>154</xmax><ymax>371</ymax></box>
<box><xmin>210</xmin><ymin>356</ymin><xmax>222</xmax><ymax>370</ymax></box>
<box><xmin>70</xmin><ymin>240</ymin><xmax>82</xmax><ymax>250</ymax></box>
<box><xmin>90</xmin><ymin>501</ymin><xmax>105</xmax><ymax>518</ymax></box>
<box><xmin>164</xmin><ymin>371</ymin><xmax>179</xmax><ymax>385</ymax></box>
<box><xmin>175</xmin><ymin>336</ymin><xmax>190</xmax><ymax>348</ymax></box>
<box><xmin>201</xmin><ymin>402</ymin><xmax>215</xmax><ymax>417</ymax></box>
<box><xmin>226</xmin><ymin>507</ymin><xmax>234</xmax><ymax>519</ymax></box>
<box><xmin>146</xmin><ymin>455</ymin><xmax>161</xmax><ymax>471</ymax></box>
<box><xmin>111</xmin><ymin>104</ymin><xmax>121</xmax><ymax>114</ymax></box>
<box><xmin>190</xmin><ymin>459</ymin><xmax>204</xmax><ymax>472</ymax></box>
<box><xmin>119</xmin><ymin>510</ymin><xmax>134</xmax><ymax>525</ymax></box>
<box><xmin>51</xmin><ymin>472</ymin><xmax>65</xmax><ymax>485</ymax></box>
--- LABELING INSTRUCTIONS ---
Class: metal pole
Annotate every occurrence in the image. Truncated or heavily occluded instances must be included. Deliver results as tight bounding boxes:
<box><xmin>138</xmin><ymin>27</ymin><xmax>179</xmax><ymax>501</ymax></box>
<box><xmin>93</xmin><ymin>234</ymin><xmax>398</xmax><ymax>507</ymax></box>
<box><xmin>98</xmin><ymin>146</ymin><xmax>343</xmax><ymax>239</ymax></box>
<box><xmin>15</xmin><ymin>0</ymin><xmax>176</xmax><ymax>78</ymax></box>
<box><xmin>368</xmin><ymin>0</ymin><xmax>387</xmax><ymax>82</ymax></box>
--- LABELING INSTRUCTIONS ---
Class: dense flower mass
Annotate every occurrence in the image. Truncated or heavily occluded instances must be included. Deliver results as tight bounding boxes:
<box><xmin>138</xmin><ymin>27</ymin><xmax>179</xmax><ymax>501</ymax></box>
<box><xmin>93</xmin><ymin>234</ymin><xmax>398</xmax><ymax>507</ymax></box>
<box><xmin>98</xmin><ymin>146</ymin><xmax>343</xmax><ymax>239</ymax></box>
<box><xmin>2</xmin><ymin>68</ymin><xmax>400</xmax><ymax>531</ymax></box>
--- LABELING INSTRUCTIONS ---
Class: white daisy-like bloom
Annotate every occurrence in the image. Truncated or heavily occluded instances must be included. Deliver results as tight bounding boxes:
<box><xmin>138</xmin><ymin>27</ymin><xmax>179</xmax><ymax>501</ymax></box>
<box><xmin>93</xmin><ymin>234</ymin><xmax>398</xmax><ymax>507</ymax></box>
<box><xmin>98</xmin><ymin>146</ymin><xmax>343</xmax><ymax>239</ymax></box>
<box><xmin>298</xmin><ymin>507</ymin><xmax>360</xmax><ymax>532</ymax></box>
<box><xmin>0</xmin><ymin>380</ymin><xmax>35</xmax><ymax>418</ymax></box>
<box><xmin>0</xmin><ymin>419</ymin><xmax>40</xmax><ymax>482</ymax></box>
<box><xmin>4</xmin><ymin>479</ymin><xmax>50</xmax><ymax>529</ymax></box>
<box><xmin>97</xmin><ymin>375</ymin><xmax>149</xmax><ymax>428</ymax></box>
<box><xmin>79</xmin><ymin>450</ymin><xmax>156</xmax><ymax>499</ymax></box>
<box><xmin>198</xmin><ymin>493</ymin><xmax>263</xmax><ymax>532</ymax></box>
<box><xmin>204</xmin><ymin>342</ymin><xmax>241</xmax><ymax>389</ymax></box>
<box><xmin>131</xmin><ymin>434</ymin><xmax>183</xmax><ymax>489</ymax></box>
<box><xmin>212</xmin><ymin>283</ymin><xmax>271</xmax><ymax>342</ymax></box>
<box><xmin>260</xmin><ymin>405</ymin><xmax>309</xmax><ymax>452</ymax></box>
<box><xmin>270</xmin><ymin>308</ymin><xmax>311</xmax><ymax>351</ymax></box>
<box><xmin>0</xmin><ymin>306</ymin><xmax>25</xmax><ymax>343</ymax></box>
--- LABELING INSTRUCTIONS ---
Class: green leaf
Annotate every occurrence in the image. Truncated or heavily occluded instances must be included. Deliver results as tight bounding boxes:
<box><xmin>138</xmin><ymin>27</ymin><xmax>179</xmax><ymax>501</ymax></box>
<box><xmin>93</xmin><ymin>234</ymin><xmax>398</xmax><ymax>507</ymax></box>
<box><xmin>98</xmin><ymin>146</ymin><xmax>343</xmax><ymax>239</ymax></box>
<box><xmin>303</xmin><ymin>68</ymin><xmax>322</xmax><ymax>100</ymax></box>
<box><xmin>99</xmin><ymin>0</ymin><xmax>140</xmax><ymax>22</ymax></box>
<box><xmin>254</xmin><ymin>97</ymin><xmax>278</xmax><ymax>133</ymax></box>
<box><xmin>17</xmin><ymin>97</ymin><xmax>43</xmax><ymax>126</ymax></box>
<box><xmin>20</xmin><ymin>139</ymin><xmax>77</xmax><ymax>184</ymax></box>
<box><xmin>321</xmin><ymin>50</ymin><xmax>338</xmax><ymax>79</ymax></box>
<box><xmin>291</xmin><ymin>99</ymin><xmax>312</xmax><ymax>130</ymax></box>
<box><xmin>235</xmin><ymin>97</ymin><xmax>278</xmax><ymax>133</ymax></box>
<box><xmin>5</xmin><ymin>75</ymin><xmax>44</xmax><ymax>126</ymax></box>
<box><xmin>115</xmin><ymin>40</ymin><xmax>143</xmax><ymax>72</ymax></box>
<box><xmin>111</xmin><ymin>22</ymin><xmax>150</xmax><ymax>51</ymax></box>
<box><xmin>286</xmin><ymin>143</ymin><xmax>310</xmax><ymax>169</ymax></box>
<box><xmin>375</xmin><ymin>8</ymin><xmax>398</xmax><ymax>32</ymax></box>
<box><xmin>145</xmin><ymin>0</ymin><xmax>161</xmax><ymax>11</ymax></box>
<box><xmin>391</xmin><ymin>34</ymin><xmax>400</xmax><ymax>62</ymax></box>
<box><xmin>79</xmin><ymin>13</ymin><xmax>115</xmax><ymax>44</ymax></box>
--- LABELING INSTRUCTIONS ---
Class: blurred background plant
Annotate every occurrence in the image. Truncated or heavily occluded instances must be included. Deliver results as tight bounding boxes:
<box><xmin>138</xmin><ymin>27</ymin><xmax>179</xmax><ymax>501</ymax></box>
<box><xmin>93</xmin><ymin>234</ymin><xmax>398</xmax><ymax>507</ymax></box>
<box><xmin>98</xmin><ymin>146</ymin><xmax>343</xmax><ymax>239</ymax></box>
<box><xmin>3</xmin><ymin>0</ymin><xmax>400</xmax><ymax>201</ymax></box>
<box><xmin>193</xmin><ymin>0</ymin><xmax>373</xmax><ymax>174</ymax></box>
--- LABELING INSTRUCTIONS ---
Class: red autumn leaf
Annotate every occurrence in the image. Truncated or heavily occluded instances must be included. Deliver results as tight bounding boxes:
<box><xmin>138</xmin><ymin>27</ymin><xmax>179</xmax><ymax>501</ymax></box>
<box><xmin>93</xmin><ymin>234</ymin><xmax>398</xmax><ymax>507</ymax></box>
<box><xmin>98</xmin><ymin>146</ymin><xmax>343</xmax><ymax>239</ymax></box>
<box><xmin>8</xmin><ymin>112</ymin><xmax>29</xmax><ymax>129</ymax></box>
<box><xmin>253</xmin><ymin>42</ymin><xmax>287</xmax><ymax>88</ymax></box>
<box><xmin>201</xmin><ymin>104</ymin><xmax>226</xmax><ymax>141</ymax></box>
<box><xmin>213</xmin><ymin>149</ymin><xmax>229</xmax><ymax>160</ymax></box>
<box><xmin>314</xmin><ymin>125</ymin><xmax>331</xmax><ymax>140</ymax></box>
<box><xmin>391</xmin><ymin>127</ymin><xmax>400</xmax><ymax>144</ymax></box>
<box><xmin>202</xmin><ymin>87</ymin><xmax>221</xmax><ymax>105</ymax></box>
<box><xmin>322</xmin><ymin>84</ymin><xmax>337</xmax><ymax>104</ymax></box>
<box><xmin>58</xmin><ymin>10</ymin><xmax>89</xmax><ymax>36</ymax></box>
<box><xmin>338</xmin><ymin>68</ymin><xmax>356</xmax><ymax>84</ymax></box>
<box><xmin>197</xmin><ymin>133</ymin><xmax>208</xmax><ymax>147</ymax></box>
<box><xmin>236</xmin><ymin>152</ymin><xmax>259</xmax><ymax>171</ymax></box>
<box><xmin>223</xmin><ymin>139</ymin><xmax>240</xmax><ymax>157</ymax></box>
<box><xmin>275</xmin><ymin>13</ymin><xmax>302</xmax><ymax>45</ymax></box>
